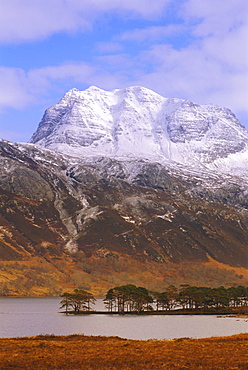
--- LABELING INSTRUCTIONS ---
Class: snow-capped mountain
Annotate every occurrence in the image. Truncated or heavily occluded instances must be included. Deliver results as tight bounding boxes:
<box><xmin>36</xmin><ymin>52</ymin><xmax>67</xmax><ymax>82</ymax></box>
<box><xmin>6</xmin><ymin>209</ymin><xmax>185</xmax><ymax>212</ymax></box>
<box><xmin>1</xmin><ymin>86</ymin><xmax>248</xmax><ymax>296</ymax></box>
<box><xmin>29</xmin><ymin>86</ymin><xmax>248</xmax><ymax>177</ymax></box>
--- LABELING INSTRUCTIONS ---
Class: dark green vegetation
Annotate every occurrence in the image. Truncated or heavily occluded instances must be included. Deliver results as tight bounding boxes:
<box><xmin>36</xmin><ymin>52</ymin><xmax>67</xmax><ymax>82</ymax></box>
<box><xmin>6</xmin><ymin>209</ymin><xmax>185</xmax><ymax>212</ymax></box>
<box><xmin>0</xmin><ymin>139</ymin><xmax>248</xmax><ymax>296</ymax></box>
<box><xmin>61</xmin><ymin>284</ymin><xmax>248</xmax><ymax>314</ymax></box>
<box><xmin>60</xmin><ymin>289</ymin><xmax>95</xmax><ymax>314</ymax></box>
<box><xmin>104</xmin><ymin>284</ymin><xmax>153</xmax><ymax>313</ymax></box>
<box><xmin>1</xmin><ymin>334</ymin><xmax>248</xmax><ymax>369</ymax></box>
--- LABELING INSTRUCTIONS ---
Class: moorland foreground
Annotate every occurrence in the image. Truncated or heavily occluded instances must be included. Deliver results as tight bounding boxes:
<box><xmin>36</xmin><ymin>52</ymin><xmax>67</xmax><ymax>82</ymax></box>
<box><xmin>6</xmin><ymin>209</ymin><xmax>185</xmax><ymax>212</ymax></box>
<box><xmin>0</xmin><ymin>333</ymin><xmax>247</xmax><ymax>369</ymax></box>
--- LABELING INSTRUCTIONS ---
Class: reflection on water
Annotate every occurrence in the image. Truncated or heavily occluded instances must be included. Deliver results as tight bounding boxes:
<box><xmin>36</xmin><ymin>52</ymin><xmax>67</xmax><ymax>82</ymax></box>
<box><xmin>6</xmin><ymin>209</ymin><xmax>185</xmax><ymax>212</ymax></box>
<box><xmin>0</xmin><ymin>297</ymin><xmax>247</xmax><ymax>340</ymax></box>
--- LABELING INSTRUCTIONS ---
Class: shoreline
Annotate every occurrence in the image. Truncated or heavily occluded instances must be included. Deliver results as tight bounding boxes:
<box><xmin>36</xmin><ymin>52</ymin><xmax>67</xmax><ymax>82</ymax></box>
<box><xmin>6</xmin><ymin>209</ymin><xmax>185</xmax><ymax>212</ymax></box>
<box><xmin>60</xmin><ymin>308</ymin><xmax>248</xmax><ymax>316</ymax></box>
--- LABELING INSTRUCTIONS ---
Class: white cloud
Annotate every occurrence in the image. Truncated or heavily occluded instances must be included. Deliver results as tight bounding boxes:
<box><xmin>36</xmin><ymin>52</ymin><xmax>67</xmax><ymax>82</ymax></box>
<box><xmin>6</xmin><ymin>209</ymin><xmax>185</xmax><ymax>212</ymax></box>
<box><xmin>0</xmin><ymin>61</ymin><xmax>128</xmax><ymax>112</ymax></box>
<box><xmin>0</xmin><ymin>0</ymin><xmax>171</xmax><ymax>43</ymax></box>
<box><xmin>0</xmin><ymin>62</ymin><xmax>95</xmax><ymax>112</ymax></box>
<box><xmin>1</xmin><ymin>0</ymin><xmax>247</xmax><ymax>127</ymax></box>
<box><xmin>121</xmin><ymin>24</ymin><xmax>186</xmax><ymax>42</ymax></box>
<box><xmin>96</xmin><ymin>54</ymin><xmax>136</xmax><ymax>70</ymax></box>
<box><xmin>0</xmin><ymin>67</ymin><xmax>34</xmax><ymax>111</ymax></box>
<box><xmin>0</xmin><ymin>1</ymin><xmax>85</xmax><ymax>43</ymax></box>
<box><xmin>80</xmin><ymin>0</ymin><xmax>171</xmax><ymax>17</ymax></box>
<box><xmin>127</xmin><ymin>0</ymin><xmax>248</xmax><ymax>118</ymax></box>
<box><xmin>135</xmin><ymin>43</ymin><xmax>248</xmax><ymax>113</ymax></box>
<box><xmin>182</xmin><ymin>0</ymin><xmax>248</xmax><ymax>37</ymax></box>
<box><xmin>28</xmin><ymin>62</ymin><xmax>95</xmax><ymax>85</ymax></box>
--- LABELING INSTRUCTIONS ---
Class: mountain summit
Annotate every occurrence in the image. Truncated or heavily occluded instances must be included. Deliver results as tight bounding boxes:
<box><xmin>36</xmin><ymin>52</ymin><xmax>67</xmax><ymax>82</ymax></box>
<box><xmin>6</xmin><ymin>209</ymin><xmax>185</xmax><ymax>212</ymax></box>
<box><xmin>29</xmin><ymin>86</ymin><xmax>248</xmax><ymax>176</ymax></box>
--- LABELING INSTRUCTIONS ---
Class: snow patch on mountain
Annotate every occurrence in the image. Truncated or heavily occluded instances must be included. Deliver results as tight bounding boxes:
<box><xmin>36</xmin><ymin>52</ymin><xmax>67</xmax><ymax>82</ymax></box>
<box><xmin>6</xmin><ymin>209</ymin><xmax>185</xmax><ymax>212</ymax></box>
<box><xmin>29</xmin><ymin>86</ymin><xmax>248</xmax><ymax>177</ymax></box>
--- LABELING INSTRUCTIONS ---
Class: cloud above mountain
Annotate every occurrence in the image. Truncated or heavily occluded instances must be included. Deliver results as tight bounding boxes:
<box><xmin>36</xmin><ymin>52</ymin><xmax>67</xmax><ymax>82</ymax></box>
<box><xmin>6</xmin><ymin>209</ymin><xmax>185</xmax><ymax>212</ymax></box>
<box><xmin>0</xmin><ymin>0</ymin><xmax>171</xmax><ymax>43</ymax></box>
<box><xmin>0</xmin><ymin>0</ymin><xmax>247</xmax><ymax>141</ymax></box>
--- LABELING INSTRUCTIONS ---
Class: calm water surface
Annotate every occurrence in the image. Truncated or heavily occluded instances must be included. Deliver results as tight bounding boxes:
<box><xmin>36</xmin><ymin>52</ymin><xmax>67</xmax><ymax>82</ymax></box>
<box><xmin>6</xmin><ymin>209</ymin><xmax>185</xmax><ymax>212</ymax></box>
<box><xmin>0</xmin><ymin>297</ymin><xmax>247</xmax><ymax>340</ymax></box>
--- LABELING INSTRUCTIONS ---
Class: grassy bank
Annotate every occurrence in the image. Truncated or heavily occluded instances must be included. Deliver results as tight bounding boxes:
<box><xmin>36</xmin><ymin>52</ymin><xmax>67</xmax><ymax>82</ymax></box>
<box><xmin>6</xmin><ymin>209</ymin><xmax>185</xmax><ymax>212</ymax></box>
<box><xmin>0</xmin><ymin>333</ymin><xmax>247</xmax><ymax>369</ymax></box>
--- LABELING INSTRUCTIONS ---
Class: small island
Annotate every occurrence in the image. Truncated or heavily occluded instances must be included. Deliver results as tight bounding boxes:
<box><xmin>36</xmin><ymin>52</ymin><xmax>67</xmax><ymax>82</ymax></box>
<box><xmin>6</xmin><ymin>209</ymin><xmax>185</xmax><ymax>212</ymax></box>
<box><xmin>60</xmin><ymin>284</ymin><xmax>248</xmax><ymax>315</ymax></box>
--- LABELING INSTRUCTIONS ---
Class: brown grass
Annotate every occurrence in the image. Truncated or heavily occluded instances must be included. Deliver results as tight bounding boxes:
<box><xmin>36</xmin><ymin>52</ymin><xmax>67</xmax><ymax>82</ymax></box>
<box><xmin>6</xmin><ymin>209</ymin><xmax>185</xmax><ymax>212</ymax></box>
<box><xmin>0</xmin><ymin>333</ymin><xmax>247</xmax><ymax>369</ymax></box>
<box><xmin>1</xmin><ymin>254</ymin><xmax>248</xmax><ymax>297</ymax></box>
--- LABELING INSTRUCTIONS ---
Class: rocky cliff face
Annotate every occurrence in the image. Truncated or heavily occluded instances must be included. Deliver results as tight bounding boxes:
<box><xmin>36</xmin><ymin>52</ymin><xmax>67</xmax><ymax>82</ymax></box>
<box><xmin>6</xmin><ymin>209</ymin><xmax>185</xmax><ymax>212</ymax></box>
<box><xmin>1</xmin><ymin>86</ymin><xmax>248</xmax><ymax>296</ymax></box>
<box><xmin>1</xmin><ymin>138</ymin><xmax>248</xmax><ymax>295</ymax></box>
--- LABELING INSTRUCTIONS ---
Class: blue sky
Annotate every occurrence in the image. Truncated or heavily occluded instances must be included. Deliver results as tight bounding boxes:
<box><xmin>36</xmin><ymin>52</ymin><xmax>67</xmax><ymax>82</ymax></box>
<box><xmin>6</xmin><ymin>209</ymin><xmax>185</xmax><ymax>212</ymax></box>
<box><xmin>1</xmin><ymin>0</ymin><xmax>248</xmax><ymax>142</ymax></box>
